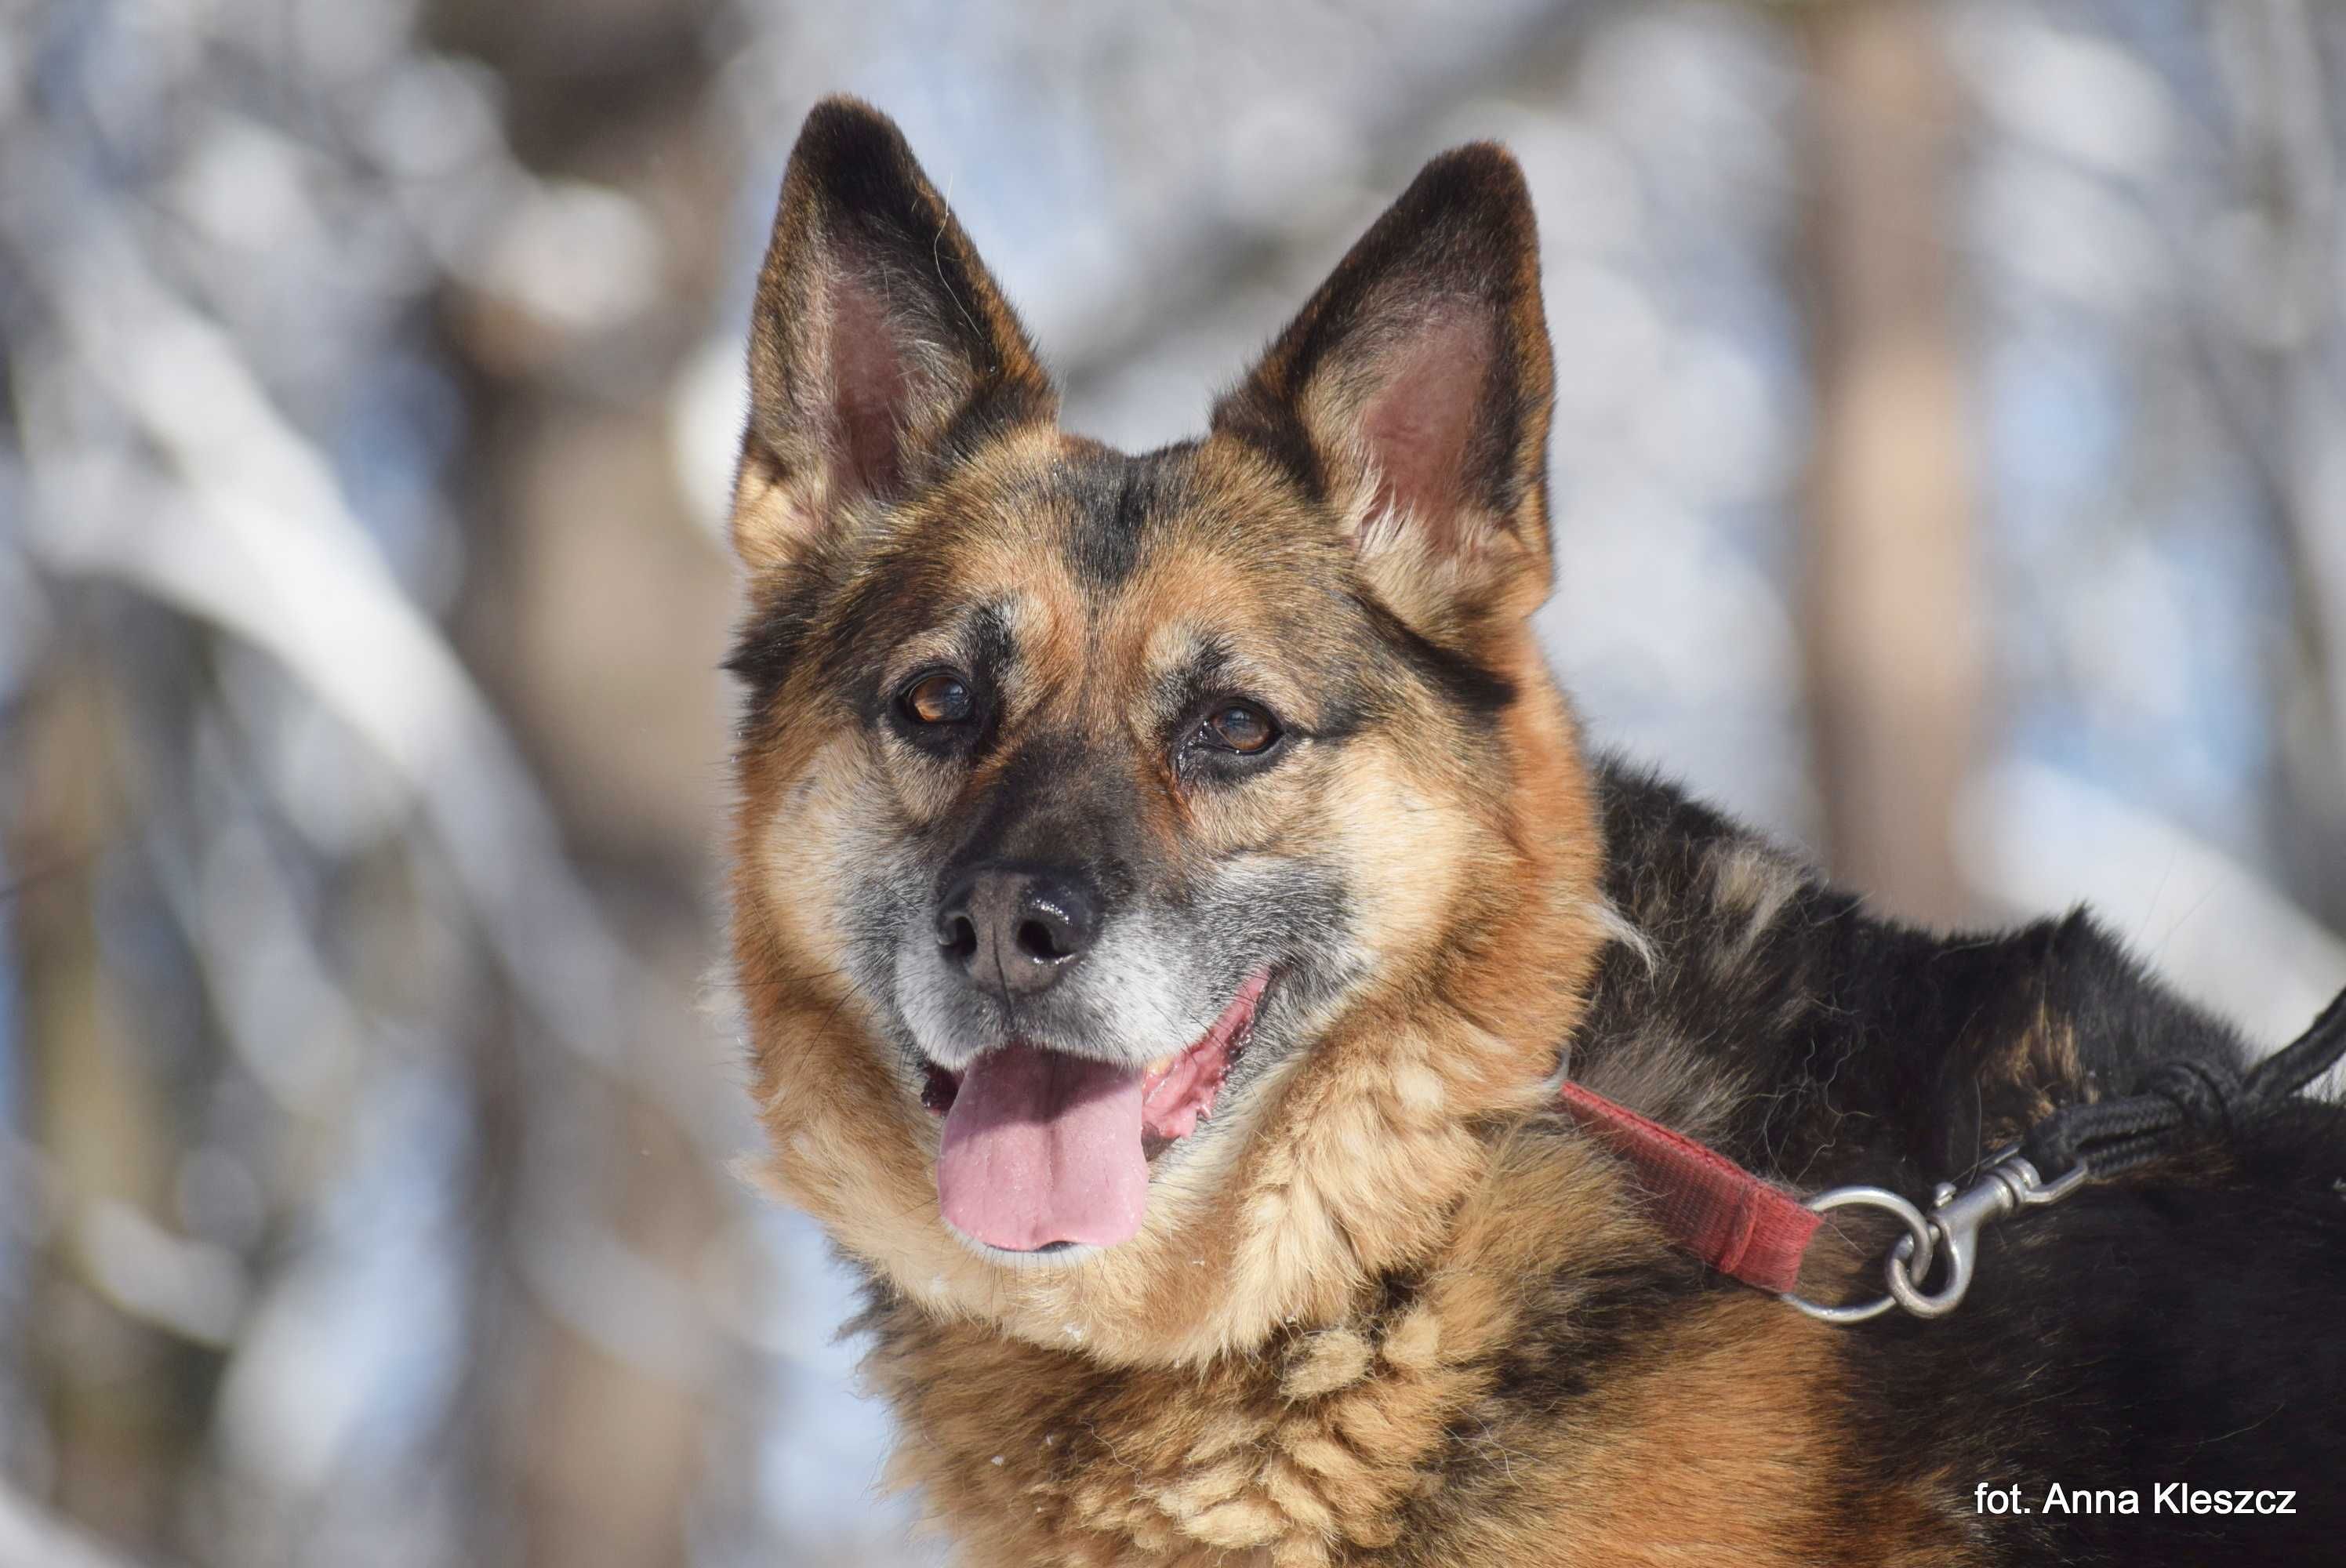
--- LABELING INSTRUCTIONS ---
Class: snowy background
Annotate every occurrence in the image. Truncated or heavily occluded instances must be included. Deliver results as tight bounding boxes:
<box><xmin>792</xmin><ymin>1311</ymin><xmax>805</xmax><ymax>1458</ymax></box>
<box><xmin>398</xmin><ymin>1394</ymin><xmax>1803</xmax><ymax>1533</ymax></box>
<box><xmin>5</xmin><ymin>1</ymin><xmax>2346</xmax><ymax>1563</ymax></box>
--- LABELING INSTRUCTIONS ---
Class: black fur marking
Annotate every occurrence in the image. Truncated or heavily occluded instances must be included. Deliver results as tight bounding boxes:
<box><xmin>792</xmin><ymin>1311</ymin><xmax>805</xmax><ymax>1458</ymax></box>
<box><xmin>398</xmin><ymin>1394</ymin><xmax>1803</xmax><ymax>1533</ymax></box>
<box><xmin>1352</xmin><ymin>592</ymin><xmax>1515</xmax><ymax>724</ymax></box>
<box><xmin>1571</xmin><ymin>760</ymin><xmax>2251</xmax><ymax>1189</ymax></box>
<box><xmin>1060</xmin><ymin>442</ymin><xmax>1196</xmax><ymax>590</ymax></box>
<box><xmin>940</xmin><ymin>728</ymin><xmax>1143</xmax><ymax>908</ymax></box>
<box><xmin>724</xmin><ymin>561</ymin><xmax>838</xmax><ymax>725</ymax></box>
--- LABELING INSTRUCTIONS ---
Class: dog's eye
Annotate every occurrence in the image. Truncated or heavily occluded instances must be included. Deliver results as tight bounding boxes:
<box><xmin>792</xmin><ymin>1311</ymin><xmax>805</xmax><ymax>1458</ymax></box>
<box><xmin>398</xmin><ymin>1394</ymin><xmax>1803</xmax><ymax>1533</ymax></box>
<box><xmin>899</xmin><ymin>671</ymin><xmax>974</xmax><ymax>726</ymax></box>
<box><xmin>1198</xmin><ymin>701</ymin><xmax>1279</xmax><ymax>755</ymax></box>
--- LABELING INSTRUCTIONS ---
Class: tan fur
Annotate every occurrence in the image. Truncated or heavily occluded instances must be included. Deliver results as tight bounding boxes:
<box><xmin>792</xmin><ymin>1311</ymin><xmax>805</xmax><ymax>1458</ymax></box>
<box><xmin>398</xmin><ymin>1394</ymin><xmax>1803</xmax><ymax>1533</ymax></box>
<box><xmin>1970</xmin><ymin>1003</ymin><xmax>2089</xmax><ymax>1151</ymax></box>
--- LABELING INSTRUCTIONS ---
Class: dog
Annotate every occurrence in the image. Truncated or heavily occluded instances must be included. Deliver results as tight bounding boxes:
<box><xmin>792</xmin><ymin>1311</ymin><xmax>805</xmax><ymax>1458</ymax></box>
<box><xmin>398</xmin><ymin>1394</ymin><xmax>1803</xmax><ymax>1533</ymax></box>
<box><xmin>723</xmin><ymin>96</ymin><xmax>2346</xmax><ymax>1566</ymax></box>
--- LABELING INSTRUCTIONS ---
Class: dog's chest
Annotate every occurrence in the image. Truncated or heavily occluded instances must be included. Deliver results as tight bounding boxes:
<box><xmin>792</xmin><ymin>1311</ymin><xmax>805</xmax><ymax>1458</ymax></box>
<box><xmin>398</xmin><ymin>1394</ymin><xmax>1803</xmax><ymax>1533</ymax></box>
<box><xmin>862</xmin><ymin>1300</ymin><xmax>1480</xmax><ymax>1566</ymax></box>
<box><xmin>857</xmin><ymin>1266</ymin><xmax>1985</xmax><ymax>1568</ymax></box>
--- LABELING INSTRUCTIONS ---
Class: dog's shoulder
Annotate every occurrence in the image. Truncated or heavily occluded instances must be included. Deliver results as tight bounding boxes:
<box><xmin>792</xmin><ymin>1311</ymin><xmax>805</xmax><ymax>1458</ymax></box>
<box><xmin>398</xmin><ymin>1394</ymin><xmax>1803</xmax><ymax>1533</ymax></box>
<box><xmin>1574</xmin><ymin>757</ymin><xmax>2252</xmax><ymax>1190</ymax></box>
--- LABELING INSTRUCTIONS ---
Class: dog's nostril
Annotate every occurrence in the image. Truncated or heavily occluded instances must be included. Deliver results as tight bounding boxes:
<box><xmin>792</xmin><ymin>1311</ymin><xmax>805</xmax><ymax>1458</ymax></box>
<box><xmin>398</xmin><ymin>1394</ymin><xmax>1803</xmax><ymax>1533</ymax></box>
<box><xmin>942</xmin><ymin>914</ymin><xmax>979</xmax><ymax>964</ymax></box>
<box><xmin>1015</xmin><ymin>919</ymin><xmax>1063</xmax><ymax>961</ymax></box>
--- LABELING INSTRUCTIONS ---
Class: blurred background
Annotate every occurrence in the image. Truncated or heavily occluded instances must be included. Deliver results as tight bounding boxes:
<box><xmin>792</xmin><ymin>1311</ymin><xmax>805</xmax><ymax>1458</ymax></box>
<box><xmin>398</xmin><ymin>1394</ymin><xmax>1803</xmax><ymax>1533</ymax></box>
<box><xmin>3</xmin><ymin>0</ymin><xmax>2345</xmax><ymax>1562</ymax></box>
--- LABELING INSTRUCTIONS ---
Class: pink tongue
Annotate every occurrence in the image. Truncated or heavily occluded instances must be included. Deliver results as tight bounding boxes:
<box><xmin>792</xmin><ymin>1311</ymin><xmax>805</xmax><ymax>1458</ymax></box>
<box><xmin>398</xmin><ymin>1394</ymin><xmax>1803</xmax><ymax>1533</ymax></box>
<box><xmin>937</xmin><ymin>1043</ymin><xmax>1149</xmax><ymax>1251</ymax></box>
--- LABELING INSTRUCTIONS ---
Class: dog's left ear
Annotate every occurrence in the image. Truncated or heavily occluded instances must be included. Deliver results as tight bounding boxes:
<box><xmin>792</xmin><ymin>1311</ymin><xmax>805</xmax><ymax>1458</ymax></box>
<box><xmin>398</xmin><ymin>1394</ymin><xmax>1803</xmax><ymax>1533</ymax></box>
<box><xmin>1214</xmin><ymin>144</ymin><xmax>1553</xmax><ymax>612</ymax></box>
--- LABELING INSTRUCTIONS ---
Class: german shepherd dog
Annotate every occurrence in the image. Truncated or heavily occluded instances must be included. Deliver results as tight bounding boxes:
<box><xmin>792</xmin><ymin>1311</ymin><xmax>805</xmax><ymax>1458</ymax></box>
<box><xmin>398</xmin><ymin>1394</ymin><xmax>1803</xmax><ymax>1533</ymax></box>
<box><xmin>724</xmin><ymin>98</ymin><xmax>2346</xmax><ymax>1566</ymax></box>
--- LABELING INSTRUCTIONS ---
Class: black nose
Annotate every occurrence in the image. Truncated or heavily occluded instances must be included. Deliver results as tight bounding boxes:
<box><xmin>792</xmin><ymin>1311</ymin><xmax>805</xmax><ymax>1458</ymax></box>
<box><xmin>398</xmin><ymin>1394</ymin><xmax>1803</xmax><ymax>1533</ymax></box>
<box><xmin>935</xmin><ymin>864</ymin><xmax>1101</xmax><ymax>994</ymax></box>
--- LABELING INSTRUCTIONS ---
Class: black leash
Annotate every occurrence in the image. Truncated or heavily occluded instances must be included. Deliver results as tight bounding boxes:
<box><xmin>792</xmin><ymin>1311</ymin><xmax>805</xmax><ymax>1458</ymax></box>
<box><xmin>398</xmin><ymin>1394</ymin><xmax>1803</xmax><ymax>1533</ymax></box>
<box><xmin>2020</xmin><ymin>983</ymin><xmax>2346</xmax><ymax>1185</ymax></box>
<box><xmin>1787</xmin><ymin>983</ymin><xmax>2346</xmax><ymax>1325</ymax></box>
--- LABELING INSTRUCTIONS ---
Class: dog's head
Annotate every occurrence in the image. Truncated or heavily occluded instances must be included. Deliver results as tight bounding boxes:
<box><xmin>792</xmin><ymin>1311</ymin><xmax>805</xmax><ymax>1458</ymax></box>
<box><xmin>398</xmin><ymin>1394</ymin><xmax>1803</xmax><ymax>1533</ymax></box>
<box><xmin>728</xmin><ymin>99</ymin><xmax>1611</xmax><ymax>1363</ymax></box>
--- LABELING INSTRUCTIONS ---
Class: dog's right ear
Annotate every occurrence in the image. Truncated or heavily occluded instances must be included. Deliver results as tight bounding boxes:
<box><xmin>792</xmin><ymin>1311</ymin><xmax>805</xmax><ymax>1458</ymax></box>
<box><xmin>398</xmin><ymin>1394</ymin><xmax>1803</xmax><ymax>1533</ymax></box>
<box><xmin>733</xmin><ymin>98</ymin><xmax>1056</xmax><ymax>573</ymax></box>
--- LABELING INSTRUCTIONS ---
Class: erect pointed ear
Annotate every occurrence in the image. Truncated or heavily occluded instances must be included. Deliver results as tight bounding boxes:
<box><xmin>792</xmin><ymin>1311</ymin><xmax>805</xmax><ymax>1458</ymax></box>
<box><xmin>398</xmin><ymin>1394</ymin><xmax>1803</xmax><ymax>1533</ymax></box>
<box><xmin>733</xmin><ymin>97</ymin><xmax>1057</xmax><ymax>572</ymax></box>
<box><xmin>1212</xmin><ymin>144</ymin><xmax>1553</xmax><ymax>613</ymax></box>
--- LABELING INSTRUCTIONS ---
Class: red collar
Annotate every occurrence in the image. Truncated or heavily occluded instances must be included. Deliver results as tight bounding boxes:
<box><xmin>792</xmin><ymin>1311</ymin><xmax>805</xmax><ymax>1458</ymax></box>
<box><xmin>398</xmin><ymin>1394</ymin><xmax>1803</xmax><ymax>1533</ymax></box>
<box><xmin>1556</xmin><ymin>1080</ymin><xmax>1821</xmax><ymax>1294</ymax></box>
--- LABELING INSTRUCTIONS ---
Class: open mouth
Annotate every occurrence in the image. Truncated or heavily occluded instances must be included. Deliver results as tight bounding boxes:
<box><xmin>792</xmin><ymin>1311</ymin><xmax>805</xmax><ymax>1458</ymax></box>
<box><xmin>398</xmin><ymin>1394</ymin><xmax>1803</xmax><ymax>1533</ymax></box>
<box><xmin>921</xmin><ymin>969</ymin><xmax>1271</xmax><ymax>1254</ymax></box>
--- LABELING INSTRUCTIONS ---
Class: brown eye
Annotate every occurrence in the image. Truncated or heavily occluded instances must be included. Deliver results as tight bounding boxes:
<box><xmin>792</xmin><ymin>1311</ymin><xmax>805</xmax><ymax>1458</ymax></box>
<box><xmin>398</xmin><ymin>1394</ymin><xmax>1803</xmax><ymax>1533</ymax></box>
<box><xmin>1201</xmin><ymin>701</ymin><xmax>1278</xmax><ymax>755</ymax></box>
<box><xmin>900</xmin><ymin>671</ymin><xmax>973</xmax><ymax>725</ymax></box>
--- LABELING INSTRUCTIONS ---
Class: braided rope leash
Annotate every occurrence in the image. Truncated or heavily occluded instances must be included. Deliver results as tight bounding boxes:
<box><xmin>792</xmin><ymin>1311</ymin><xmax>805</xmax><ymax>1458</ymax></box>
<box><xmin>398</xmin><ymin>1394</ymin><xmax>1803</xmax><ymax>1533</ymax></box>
<box><xmin>1784</xmin><ymin>984</ymin><xmax>2346</xmax><ymax>1325</ymax></box>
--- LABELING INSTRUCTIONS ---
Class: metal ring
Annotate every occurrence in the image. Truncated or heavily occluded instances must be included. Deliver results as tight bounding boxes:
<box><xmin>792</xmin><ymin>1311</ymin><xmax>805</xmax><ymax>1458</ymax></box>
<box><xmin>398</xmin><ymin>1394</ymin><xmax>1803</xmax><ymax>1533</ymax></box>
<box><xmin>1884</xmin><ymin>1230</ymin><xmax>1956</xmax><ymax>1318</ymax></box>
<box><xmin>1780</xmin><ymin>1185</ymin><xmax>1937</xmax><ymax>1324</ymax></box>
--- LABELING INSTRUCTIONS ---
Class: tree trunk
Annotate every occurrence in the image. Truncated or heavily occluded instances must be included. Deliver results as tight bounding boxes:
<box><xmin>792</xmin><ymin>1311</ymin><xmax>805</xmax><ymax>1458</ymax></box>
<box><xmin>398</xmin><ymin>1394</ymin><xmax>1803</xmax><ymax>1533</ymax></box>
<box><xmin>1798</xmin><ymin>0</ymin><xmax>1983</xmax><ymax>929</ymax></box>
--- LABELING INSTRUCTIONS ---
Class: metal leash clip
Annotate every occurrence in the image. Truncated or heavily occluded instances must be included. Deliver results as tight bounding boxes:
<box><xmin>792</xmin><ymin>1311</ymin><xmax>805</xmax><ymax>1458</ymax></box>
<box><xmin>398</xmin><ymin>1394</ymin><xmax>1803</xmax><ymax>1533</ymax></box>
<box><xmin>1784</xmin><ymin>1149</ymin><xmax>2089</xmax><ymax>1324</ymax></box>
